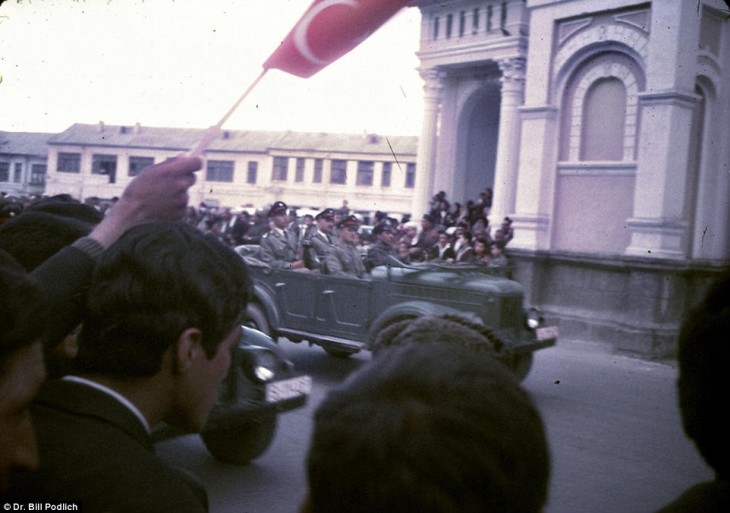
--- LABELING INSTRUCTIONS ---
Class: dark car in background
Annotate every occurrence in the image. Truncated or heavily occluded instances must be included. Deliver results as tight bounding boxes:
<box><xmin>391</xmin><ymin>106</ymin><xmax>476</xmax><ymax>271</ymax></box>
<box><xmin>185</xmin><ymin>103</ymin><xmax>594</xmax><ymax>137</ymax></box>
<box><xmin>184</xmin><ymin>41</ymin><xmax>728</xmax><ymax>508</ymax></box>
<box><xmin>238</xmin><ymin>248</ymin><xmax>558</xmax><ymax>382</ymax></box>
<box><xmin>154</xmin><ymin>326</ymin><xmax>310</xmax><ymax>464</ymax></box>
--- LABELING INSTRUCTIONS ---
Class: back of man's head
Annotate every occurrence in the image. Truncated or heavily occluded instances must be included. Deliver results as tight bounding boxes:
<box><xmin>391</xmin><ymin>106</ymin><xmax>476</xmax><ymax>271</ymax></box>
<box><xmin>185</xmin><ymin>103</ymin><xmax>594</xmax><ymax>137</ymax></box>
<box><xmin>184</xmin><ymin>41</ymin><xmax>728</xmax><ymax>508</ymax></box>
<box><xmin>0</xmin><ymin>211</ymin><xmax>95</xmax><ymax>272</ymax></box>
<box><xmin>677</xmin><ymin>273</ymin><xmax>730</xmax><ymax>480</ymax></box>
<box><xmin>75</xmin><ymin>222</ymin><xmax>251</xmax><ymax>378</ymax></box>
<box><xmin>371</xmin><ymin>314</ymin><xmax>506</xmax><ymax>360</ymax></box>
<box><xmin>305</xmin><ymin>342</ymin><xmax>550</xmax><ymax>513</ymax></box>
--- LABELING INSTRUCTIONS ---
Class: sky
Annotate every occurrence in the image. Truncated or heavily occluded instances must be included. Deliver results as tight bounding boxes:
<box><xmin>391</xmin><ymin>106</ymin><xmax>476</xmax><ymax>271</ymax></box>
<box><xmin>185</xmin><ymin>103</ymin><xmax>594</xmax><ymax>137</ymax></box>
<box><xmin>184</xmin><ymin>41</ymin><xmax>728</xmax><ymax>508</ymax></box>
<box><xmin>0</xmin><ymin>0</ymin><xmax>424</xmax><ymax>136</ymax></box>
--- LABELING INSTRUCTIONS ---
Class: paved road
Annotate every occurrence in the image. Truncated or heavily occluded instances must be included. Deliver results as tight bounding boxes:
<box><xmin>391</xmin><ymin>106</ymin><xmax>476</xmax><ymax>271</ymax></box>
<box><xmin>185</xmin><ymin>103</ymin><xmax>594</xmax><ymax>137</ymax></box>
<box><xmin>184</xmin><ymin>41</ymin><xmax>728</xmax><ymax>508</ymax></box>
<box><xmin>157</xmin><ymin>339</ymin><xmax>713</xmax><ymax>513</ymax></box>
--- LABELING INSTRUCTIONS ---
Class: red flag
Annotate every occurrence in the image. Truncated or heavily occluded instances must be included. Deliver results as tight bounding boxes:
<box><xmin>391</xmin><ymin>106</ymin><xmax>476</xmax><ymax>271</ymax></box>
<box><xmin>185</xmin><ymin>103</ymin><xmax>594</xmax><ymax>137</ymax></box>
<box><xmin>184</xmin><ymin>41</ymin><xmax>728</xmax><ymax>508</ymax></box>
<box><xmin>263</xmin><ymin>0</ymin><xmax>413</xmax><ymax>78</ymax></box>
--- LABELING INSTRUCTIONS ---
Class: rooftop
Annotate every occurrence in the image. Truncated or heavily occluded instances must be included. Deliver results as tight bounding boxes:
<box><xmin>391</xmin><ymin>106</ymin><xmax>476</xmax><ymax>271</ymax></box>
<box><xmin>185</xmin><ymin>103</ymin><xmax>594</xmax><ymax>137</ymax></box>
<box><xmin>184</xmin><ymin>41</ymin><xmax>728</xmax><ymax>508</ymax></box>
<box><xmin>0</xmin><ymin>131</ymin><xmax>55</xmax><ymax>157</ymax></box>
<box><xmin>48</xmin><ymin>123</ymin><xmax>419</xmax><ymax>156</ymax></box>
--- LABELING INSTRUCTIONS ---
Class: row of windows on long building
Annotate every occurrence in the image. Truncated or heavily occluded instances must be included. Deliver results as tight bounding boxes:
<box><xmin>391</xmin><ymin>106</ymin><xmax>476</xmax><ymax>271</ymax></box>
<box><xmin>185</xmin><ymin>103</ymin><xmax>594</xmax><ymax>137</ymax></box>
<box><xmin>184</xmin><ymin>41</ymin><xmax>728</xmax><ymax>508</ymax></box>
<box><xmin>55</xmin><ymin>152</ymin><xmax>417</xmax><ymax>188</ymax></box>
<box><xmin>0</xmin><ymin>162</ymin><xmax>47</xmax><ymax>186</ymax></box>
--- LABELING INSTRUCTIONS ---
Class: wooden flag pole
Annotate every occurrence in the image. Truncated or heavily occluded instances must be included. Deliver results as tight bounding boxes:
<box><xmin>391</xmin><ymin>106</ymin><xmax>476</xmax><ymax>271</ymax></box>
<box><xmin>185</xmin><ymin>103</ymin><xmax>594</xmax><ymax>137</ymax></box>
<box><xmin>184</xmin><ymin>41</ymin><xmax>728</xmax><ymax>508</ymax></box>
<box><xmin>188</xmin><ymin>68</ymin><xmax>268</xmax><ymax>157</ymax></box>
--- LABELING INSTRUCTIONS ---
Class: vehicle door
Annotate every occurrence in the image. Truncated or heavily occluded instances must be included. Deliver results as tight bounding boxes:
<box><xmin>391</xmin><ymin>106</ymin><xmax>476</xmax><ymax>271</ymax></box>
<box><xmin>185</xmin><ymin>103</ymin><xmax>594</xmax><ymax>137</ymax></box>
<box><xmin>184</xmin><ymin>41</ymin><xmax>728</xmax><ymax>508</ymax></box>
<box><xmin>271</xmin><ymin>269</ymin><xmax>320</xmax><ymax>331</ymax></box>
<box><xmin>312</xmin><ymin>275</ymin><xmax>373</xmax><ymax>342</ymax></box>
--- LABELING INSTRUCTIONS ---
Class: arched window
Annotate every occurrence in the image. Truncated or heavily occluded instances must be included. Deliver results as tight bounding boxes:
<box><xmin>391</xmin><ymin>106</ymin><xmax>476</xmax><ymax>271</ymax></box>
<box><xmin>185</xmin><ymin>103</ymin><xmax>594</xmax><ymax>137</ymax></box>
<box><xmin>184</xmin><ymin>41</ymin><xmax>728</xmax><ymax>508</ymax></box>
<box><xmin>580</xmin><ymin>78</ymin><xmax>626</xmax><ymax>161</ymax></box>
<box><xmin>553</xmin><ymin>51</ymin><xmax>643</xmax><ymax>253</ymax></box>
<box><xmin>559</xmin><ymin>52</ymin><xmax>642</xmax><ymax>162</ymax></box>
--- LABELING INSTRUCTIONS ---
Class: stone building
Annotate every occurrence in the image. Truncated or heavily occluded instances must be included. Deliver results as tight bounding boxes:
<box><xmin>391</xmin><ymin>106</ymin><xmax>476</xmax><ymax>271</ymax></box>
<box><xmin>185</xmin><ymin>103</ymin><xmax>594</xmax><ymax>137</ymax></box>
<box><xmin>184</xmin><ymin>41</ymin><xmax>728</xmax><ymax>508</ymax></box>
<box><xmin>411</xmin><ymin>0</ymin><xmax>730</xmax><ymax>356</ymax></box>
<box><xmin>44</xmin><ymin>123</ymin><xmax>418</xmax><ymax>219</ymax></box>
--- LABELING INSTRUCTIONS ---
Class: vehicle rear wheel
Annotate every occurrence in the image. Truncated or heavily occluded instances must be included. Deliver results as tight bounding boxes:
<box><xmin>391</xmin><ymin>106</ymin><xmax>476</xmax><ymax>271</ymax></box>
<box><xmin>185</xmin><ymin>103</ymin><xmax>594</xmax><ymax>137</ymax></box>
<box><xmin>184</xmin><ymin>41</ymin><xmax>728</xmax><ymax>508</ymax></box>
<box><xmin>201</xmin><ymin>410</ymin><xmax>277</xmax><ymax>465</ymax></box>
<box><xmin>510</xmin><ymin>353</ymin><xmax>534</xmax><ymax>382</ymax></box>
<box><xmin>245</xmin><ymin>303</ymin><xmax>270</xmax><ymax>336</ymax></box>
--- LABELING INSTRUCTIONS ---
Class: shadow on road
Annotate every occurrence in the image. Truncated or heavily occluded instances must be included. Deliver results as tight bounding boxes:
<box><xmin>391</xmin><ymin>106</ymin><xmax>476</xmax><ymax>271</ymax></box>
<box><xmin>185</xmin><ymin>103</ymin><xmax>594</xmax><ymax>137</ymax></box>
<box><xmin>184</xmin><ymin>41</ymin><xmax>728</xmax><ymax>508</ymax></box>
<box><xmin>276</xmin><ymin>338</ymin><xmax>371</xmax><ymax>387</ymax></box>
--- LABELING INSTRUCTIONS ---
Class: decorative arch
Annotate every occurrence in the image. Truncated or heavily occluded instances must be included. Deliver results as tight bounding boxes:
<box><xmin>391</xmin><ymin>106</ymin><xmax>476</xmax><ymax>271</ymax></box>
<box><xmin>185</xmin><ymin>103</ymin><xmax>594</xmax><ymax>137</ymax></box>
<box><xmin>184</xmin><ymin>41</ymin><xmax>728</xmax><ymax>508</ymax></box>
<box><xmin>551</xmin><ymin>45</ymin><xmax>645</xmax><ymax>254</ymax></box>
<box><xmin>452</xmin><ymin>79</ymin><xmax>501</xmax><ymax>202</ymax></box>
<box><xmin>553</xmin><ymin>22</ymin><xmax>649</xmax><ymax>90</ymax></box>
<box><xmin>688</xmin><ymin>74</ymin><xmax>728</xmax><ymax>259</ymax></box>
<box><xmin>560</xmin><ymin>53</ymin><xmax>644</xmax><ymax>162</ymax></box>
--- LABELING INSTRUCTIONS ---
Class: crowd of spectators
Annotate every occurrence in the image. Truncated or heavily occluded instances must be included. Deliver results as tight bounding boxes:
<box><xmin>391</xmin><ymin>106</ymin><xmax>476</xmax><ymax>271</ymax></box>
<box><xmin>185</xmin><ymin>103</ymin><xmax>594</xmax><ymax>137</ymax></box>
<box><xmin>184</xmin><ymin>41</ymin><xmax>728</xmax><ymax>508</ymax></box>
<box><xmin>160</xmin><ymin>186</ymin><xmax>514</xmax><ymax>270</ymax></box>
<box><xmin>3</xmin><ymin>186</ymin><xmax>515</xmax><ymax>277</ymax></box>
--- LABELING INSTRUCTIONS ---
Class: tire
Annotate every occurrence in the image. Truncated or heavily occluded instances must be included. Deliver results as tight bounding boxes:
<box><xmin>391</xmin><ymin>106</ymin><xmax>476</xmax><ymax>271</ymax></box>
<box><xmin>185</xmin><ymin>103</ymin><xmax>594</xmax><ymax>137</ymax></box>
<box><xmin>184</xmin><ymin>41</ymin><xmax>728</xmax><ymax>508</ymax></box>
<box><xmin>201</xmin><ymin>410</ymin><xmax>277</xmax><ymax>465</ymax></box>
<box><xmin>245</xmin><ymin>303</ymin><xmax>271</xmax><ymax>336</ymax></box>
<box><xmin>510</xmin><ymin>353</ymin><xmax>534</xmax><ymax>382</ymax></box>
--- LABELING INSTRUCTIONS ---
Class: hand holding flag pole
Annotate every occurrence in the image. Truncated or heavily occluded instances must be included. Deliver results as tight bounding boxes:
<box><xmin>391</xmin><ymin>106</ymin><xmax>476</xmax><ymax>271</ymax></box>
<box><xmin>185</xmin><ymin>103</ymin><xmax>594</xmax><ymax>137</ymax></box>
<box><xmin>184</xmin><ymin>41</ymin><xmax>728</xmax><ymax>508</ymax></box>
<box><xmin>188</xmin><ymin>0</ymin><xmax>413</xmax><ymax>157</ymax></box>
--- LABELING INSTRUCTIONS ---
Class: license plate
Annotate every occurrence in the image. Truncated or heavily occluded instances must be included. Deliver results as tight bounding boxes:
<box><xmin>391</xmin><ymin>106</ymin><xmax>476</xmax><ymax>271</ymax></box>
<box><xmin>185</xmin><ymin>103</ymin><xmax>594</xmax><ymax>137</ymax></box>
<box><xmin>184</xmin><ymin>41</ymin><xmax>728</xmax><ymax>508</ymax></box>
<box><xmin>265</xmin><ymin>375</ymin><xmax>312</xmax><ymax>403</ymax></box>
<box><xmin>536</xmin><ymin>326</ymin><xmax>559</xmax><ymax>341</ymax></box>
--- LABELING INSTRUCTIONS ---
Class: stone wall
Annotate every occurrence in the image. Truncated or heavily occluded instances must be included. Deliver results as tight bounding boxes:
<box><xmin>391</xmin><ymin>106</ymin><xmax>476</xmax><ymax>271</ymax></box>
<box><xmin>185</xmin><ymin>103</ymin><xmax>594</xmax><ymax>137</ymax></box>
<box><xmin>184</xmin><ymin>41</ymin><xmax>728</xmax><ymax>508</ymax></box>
<box><xmin>509</xmin><ymin>248</ymin><xmax>729</xmax><ymax>359</ymax></box>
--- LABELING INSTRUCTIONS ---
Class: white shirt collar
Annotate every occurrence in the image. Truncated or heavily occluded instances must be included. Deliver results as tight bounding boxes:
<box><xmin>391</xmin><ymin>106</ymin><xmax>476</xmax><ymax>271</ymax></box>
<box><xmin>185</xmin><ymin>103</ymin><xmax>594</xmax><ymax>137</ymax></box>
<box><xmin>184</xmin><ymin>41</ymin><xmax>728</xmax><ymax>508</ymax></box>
<box><xmin>63</xmin><ymin>375</ymin><xmax>151</xmax><ymax>433</ymax></box>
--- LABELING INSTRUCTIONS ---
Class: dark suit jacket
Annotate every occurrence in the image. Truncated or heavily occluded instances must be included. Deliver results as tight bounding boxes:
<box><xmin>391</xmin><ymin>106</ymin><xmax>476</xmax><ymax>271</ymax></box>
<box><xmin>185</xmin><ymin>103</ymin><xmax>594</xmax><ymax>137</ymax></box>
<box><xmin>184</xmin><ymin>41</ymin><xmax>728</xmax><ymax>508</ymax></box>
<box><xmin>25</xmin><ymin>379</ymin><xmax>208</xmax><ymax>513</ymax></box>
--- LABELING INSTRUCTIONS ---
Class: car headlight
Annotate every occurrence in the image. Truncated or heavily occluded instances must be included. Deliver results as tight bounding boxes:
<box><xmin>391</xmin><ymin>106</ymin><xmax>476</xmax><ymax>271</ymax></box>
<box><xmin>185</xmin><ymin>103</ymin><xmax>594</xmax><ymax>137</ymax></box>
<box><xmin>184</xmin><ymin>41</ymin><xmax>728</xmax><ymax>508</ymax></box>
<box><xmin>253</xmin><ymin>350</ymin><xmax>278</xmax><ymax>382</ymax></box>
<box><xmin>525</xmin><ymin>307</ymin><xmax>543</xmax><ymax>330</ymax></box>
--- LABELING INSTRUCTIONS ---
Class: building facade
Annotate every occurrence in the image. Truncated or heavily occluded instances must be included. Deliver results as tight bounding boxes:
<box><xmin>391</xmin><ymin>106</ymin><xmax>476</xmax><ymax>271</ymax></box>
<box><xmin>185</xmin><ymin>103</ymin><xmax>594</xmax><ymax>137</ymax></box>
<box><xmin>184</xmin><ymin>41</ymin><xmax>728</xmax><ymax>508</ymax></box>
<box><xmin>44</xmin><ymin>123</ymin><xmax>418</xmax><ymax>219</ymax></box>
<box><xmin>412</xmin><ymin>0</ymin><xmax>730</xmax><ymax>356</ymax></box>
<box><xmin>0</xmin><ymin>131</ymin><xmax>52</xmax><ymax>197</ymax></box>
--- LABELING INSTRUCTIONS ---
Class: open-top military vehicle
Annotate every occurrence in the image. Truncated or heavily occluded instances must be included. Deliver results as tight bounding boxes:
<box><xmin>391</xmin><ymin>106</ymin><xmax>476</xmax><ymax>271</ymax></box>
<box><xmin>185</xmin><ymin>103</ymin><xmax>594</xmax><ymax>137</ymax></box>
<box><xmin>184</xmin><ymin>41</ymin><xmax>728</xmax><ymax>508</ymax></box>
<box><xmin>238</xmin><ymin>248</ymin><xmax>557</xmax><ymax>381</ymax></box>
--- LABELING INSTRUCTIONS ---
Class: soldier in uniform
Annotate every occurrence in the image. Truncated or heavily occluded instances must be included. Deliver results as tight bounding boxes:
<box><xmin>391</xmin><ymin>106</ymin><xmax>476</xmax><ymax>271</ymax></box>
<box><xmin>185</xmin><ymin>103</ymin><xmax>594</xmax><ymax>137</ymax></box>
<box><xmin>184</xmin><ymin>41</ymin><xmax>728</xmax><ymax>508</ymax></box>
<box><xmin>302</xmin><ymin>208</ymin><xmax>336</xmax><ymax>271</ymax></box>
<box><xmin>260</xmin><ymin>201</ymin><xmax>305</xmax><ymax>270</ymax></box>
<box><xmin>366</xmin><ymin>223</ymin><xmax>396</xmax><ymax>270</ymax></box>
<box><xmin>324</xmin><ymin>215</ymin><xmax>367</xmax><ymax>279</ymax></box>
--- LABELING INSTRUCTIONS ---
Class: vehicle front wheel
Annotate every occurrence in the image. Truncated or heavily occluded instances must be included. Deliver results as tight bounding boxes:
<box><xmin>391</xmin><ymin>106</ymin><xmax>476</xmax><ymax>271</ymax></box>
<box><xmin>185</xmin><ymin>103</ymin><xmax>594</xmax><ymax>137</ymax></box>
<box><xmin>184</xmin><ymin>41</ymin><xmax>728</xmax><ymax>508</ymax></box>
<box><xmin>201</xmin><ymin>409</ymin><xmax>277</xmax><ymax>465</ymax></box>
<box><xmin>245</xmin><ymin>303</ymin><xmax>271</xmax><ymax>337</ymax></box>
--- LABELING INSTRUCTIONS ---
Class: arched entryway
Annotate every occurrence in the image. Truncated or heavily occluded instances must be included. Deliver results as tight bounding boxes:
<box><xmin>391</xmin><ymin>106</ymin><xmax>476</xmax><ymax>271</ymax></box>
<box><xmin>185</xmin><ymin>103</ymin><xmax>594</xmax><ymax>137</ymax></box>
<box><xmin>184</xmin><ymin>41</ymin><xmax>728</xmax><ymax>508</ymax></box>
<box><xmin>453</xmin><ymin>80</ymin><xmax>501</xmax><ymax>203</ymax></box>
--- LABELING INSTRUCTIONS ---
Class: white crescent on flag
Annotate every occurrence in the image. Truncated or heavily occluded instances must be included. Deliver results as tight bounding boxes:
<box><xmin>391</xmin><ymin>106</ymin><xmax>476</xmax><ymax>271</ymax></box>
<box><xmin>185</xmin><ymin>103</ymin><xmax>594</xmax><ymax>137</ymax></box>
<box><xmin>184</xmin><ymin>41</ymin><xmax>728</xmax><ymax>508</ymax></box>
<box><xmin>293</xmin><ymin>0</ymin><xmax>359</xmax><ymax>66</ymax></box>
<box><xmin>263</xmin><ymin>0</ymin><xmax>412</xmax><ymax>78</ymax></box>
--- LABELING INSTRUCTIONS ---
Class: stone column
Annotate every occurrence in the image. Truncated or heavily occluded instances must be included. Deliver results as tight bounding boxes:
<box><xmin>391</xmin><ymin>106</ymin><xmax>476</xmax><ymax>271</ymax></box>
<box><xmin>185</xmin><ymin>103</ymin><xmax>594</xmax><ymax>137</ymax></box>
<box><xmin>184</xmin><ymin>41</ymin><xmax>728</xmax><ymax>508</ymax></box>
<box><xmin>491</xmin><ymin>57</ymin><xmax>526</xmax><ymax>223</ymax></box>
<box><xmin>510</xmin><ymin>105</ymin><xmax>559</xmax><ymax>250</ymax></box>
<box><xmin>624</xmin><ymin>1</ymin><xmax>701</xmax><ymax>259</ymax></box>
<box><xmin>412</xmin><ymin>68</ymin><xmax>444</xmax><ymax>219</ymax></box>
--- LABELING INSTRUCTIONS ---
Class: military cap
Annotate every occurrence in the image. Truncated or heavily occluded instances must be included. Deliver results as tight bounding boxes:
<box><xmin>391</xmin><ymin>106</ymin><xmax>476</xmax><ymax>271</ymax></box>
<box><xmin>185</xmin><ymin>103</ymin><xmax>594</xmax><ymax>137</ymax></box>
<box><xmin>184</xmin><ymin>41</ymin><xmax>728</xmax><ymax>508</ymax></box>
<box><xmin>372</xmin><ymin>223</ymin><xmax>394</xmax><ymax>236</ymax></box>
<box><xmin>268</xmin><ymin>201</ymin><xmax>288</xmax><ymax>217</ymax></box>
<box><xmin>315</xmin><ymin>208</ymin><xmax>335</xmax><ymax>221</ymax></box>
<box><xmin>337</xmin><ymin>214</ymin><xmax>360</xmax><ymax>230</ymax></box>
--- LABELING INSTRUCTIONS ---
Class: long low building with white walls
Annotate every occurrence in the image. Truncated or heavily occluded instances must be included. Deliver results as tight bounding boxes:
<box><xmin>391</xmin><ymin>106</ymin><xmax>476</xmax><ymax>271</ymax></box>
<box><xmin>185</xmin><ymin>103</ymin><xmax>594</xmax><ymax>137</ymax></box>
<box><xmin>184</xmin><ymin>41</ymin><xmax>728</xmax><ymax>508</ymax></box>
<box><xmin>44</xmin><ymin>122</ymin><xmax>418</xmax><ymax>220</ymax></box>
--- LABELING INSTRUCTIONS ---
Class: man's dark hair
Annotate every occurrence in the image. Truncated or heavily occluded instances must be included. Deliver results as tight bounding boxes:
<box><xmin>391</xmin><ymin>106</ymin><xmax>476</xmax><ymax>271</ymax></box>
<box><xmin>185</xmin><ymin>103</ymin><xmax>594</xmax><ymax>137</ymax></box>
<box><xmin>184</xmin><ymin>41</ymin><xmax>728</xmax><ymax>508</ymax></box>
<box><xmin>24</xmin><ymin>194</ymin><xmax>103</xmax><ymax>225</ymax></box>
<box><xmin>0</xmin><ymin>251</ymin><xmax>43</xmax><ymax>371</ymax></box>
<box><xmin>677</xmin><ymin>273</ymin><xmax>730</xmax><ymax>480</ymax></box>
<box><xmin>306</xmin><ymin>341</ymin><xmax>550</xmax><ymax>513</ymax></box>
<box><xmin>0</xmin><ymin>211</ymin><xmax>95</xmax><ymax>271</ymax></box>
<box><xmin>75</xmin><ymin>222</ymin><xmax>251</xmax><ymax>378</ymax></box>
